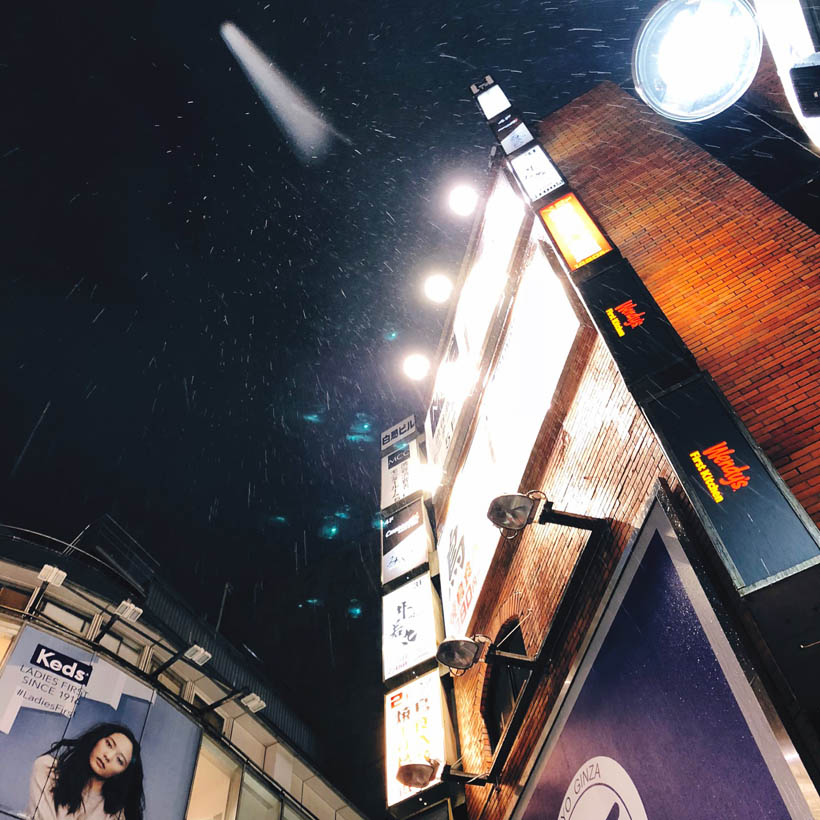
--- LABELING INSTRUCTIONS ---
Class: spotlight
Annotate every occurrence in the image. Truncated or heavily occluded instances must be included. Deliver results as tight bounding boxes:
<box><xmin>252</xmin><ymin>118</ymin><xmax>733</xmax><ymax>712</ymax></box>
<box><xmin>487</xmin><ymin>491</ymin><xmax>607</xmax><ymax>538</ymax></box>
<box><xmin>396</xmin><ymin>759</ymin><xmax>441</xmax><ymax>789</ymax></box>
<box><xmin>632</xmin><ymin>0</ymin><xmax>762</xmax><ymax>122</ymax></box>
<box><xmin>37</xmin><ymin>565</ymin><xmax>67</xmax><ymax>586</ymax></box>
<box><xmin>403</xmin><ymin>353</ymin><xmax>431</xmax><ymax>381</ymax></box>
<box><xmin>435</xmin><ymin>637</ymin><xmax>484</xmax><ymax>670</ymax></box>
<box><xmin>423</xmin><ymin>272</ymin><xmax>453</xmax><ymax>304</ymax></box>
<box><xmin>436</xmin><ymin>635</ymin><xmax>535</xmax><ymax>672</ymax></box>
<box><xmin>448</xmin><ymin>184</ymin><xmax>478</xmax><ymax>216</ymax></box>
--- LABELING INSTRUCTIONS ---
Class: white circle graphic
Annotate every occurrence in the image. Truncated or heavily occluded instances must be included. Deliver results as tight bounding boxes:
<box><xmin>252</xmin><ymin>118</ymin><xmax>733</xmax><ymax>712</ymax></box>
<box><xmin>557</xmin><ymin>757</ymin><xmax>647</xmax><ymax>820</ymax></box>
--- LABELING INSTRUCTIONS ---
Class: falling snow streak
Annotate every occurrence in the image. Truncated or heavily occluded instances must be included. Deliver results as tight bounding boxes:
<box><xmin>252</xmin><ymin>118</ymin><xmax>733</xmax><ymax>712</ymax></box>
<box><xmin>10</xmin><ymin>401</ymin><xmax>51</xmax><ymax>479</ymax></box>
<box><xmin>219</xmin><ymin>21</ymin><xmax>351</xmax><ymax>163</ymax></box>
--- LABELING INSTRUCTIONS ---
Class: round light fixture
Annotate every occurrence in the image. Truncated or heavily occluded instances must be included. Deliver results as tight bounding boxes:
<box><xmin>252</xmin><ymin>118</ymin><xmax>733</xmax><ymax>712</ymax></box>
<box><xmin>487</xmin><ymin>493</ymin><xmax>537</xmax><ymax>532</ymax></box>
<box><xmin>403</xmin><ymin>353</ymin><xmax>431</xmax><ymax>381</ymax></box>
<box><xmin>396</xmin><ymin>760</ymin><xmax>439</xmax><ymax>789</ymax></box>
<box><xmin>423</xmin><ymin>272</ymin><xmax>454</xmax><ymax>304</ymax></box>
<box><xmin>448</xmin><ymin>184</ymin><xmax>478</xmax><ymax>216</ymax></box>
<box><xmin>632</xmin><ymin>0</ymin><xmax>762</xmax><ymax>122</ymax></box>
<box><xmin>436</xmin><ymin>637</ymin><xmax>483</xmax><ymax>670</ymax></box>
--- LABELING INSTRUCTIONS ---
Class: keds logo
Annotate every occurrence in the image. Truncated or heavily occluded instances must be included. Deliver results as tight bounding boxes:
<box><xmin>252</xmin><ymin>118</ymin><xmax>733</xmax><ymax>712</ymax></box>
<box><xmin>30</xmin><ymin>645</ymin><xmax>93</xmax><ymax>685</ymax></box>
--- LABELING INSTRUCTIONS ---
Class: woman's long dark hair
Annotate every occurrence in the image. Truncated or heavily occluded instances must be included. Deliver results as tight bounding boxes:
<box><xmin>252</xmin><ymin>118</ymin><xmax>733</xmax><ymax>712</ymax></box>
<box><xmin>45</xmin><ymin>722</ymin><xmax>144</xmax><ymax>820</ymax></box>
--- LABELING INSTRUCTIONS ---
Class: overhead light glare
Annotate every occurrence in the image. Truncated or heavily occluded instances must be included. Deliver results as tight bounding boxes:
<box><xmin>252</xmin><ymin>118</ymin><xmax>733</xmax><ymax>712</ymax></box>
<box><xmin>403</xmin><ymin>353</ymin><xmax>431</xmax><ymax>381</ymax></box>
<box><xmin>448</xmin><ymin>184</ymin><xmax>478</xmax><ymax>216</ymax></box>
<box><xmin>632</xmin><ymin>0</ymin><xmax>762</xmax><ymax>122</ymax></box>
<box><xmin>423</xmin><ymin>272</ymin><xmax>454</xmax><ymax>304</ymax></box>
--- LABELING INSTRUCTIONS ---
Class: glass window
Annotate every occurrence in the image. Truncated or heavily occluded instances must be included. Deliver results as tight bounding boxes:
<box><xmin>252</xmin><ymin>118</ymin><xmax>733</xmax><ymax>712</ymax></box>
<box><xmin>149</xmin><ymin>655</ymin><xmax>185</xmax><ymax>695</ymax></box>
<box><xmin>237</xmin><ymin>773</ymin><xmax>281</xmax><ymax>820</ymax></box>
<box><xmin>99</xmin><ymin>632</ymin><xmax>143</xmax><ymax>666</ymax></box>
<box><xmin>485</xmin><ymin>620</ymin><xmax>530</xmax><ymax>751</ymax></box>
<box><xmin>186</xmin><ymin>738</ymin><xmax>242</xmax><ymax>820</ymax></box>
<box><xmin>282</xmin><ymin>801</ymin><xmax>309</xmax><ymax>820</ymax></box>
<box><xmin>0</xmin><ymin>584</ymin><xmax>29</xmax><ymax>612</ymax></box>
<box><xmin>41</xmin><ymin>601</ymin><xmax>88</xmax><ymax>635</ymax></box>
<box><xmin>0</xmin><ymin>615</ymin><xmax>21</xmax><ymax>667</ymax></box>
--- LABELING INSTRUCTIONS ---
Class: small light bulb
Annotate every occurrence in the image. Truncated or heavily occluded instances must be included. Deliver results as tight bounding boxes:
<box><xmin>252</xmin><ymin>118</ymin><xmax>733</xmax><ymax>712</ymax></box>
<box><xmin>424</xmin><ymin>272</ymin><xmax>453</xmax><ymax>304</ymax></box>
<box><xmin>448</xmin><ymin>184</ymin><xmax>478</xmax><ymax>216</ymax></box>
<box><xmin>403</xmin><ymin>353</ymin><xmax>431</xmax><ymax>381</ymax></box>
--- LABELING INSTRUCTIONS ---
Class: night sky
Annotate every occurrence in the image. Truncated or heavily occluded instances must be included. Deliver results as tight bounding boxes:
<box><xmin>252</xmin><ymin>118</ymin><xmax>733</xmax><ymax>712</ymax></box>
<box><xmin>3</xmin><ymin>0</ymin><xmax>676</xmax><ymax>813</ymax></box>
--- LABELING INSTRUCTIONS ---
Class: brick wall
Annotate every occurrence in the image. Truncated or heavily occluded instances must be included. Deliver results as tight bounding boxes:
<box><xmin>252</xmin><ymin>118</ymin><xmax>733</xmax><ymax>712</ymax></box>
<box><xmin>456</xmin><ymin>331</ymin><xmax>682</xmax><ymax>820</ymax></box>
<box><xmin>453</xmin><ymin>83</ymin><xmax>820</xmax><ymax>820</ymax></box>
<box><xmin>540</xmin><ymin>82</ymin><xmax>820</xmax><ymax>522</ymax></box>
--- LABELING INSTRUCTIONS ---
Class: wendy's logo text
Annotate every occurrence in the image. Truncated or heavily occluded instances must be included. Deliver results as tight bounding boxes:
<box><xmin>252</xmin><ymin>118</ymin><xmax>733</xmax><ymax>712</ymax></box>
<box><xmin>605</xmin><ymin>299</ymin><xmax>646</xmax><ymax>338</ymax></box>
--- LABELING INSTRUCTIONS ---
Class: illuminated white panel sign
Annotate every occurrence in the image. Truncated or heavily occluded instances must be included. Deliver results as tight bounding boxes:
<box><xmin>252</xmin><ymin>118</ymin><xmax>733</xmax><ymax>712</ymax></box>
<box><xmin>382</xmin><ymin>573</ymin><xmax>439</xmax><ymax>680</ymax></box>
<box><xmin>438</xmin><ymin>227</ymin><xmax>580</xmax><ymax>635</ymax></box>
<box><xmin>380</xmin><ymin>439</ymin><xmax>423</xmax><ymax>511</ymax></box>
<box><xmin>425</xmin><ymin>173</ymin><xmax>525</xmax><ymax>473</ymax></box>
<box><xmin>509</xmin><ymin>144</ymin><xmax>565</xmax><ymax>202</ymax></box>
<box><xmin>385</xmin><ymin>670</ymin><xmax>447</xmax><ymax>806</ymax></box>
<box><xmin>501</xmin><ymin>122</ymin><xmax>534</xmax><ymax>155</ymax></box>
<box><xmin>381</xmin><ymin>415</ymin><xmax>417</xmax><ymax>451</ymax></box>
<box><xmin>476</xmin><ymin>84</ymin><xmax>511</xmax><ymax>120</ymax></box>
<box><xmin>492</xmin><ymin>110</ymin><xmax>535</xmax><ymax>155</ymax></box>
<box><xmin>381</xmin><ymin>496</ymin><xmax>433</xmax><ymax>584</ymax></box>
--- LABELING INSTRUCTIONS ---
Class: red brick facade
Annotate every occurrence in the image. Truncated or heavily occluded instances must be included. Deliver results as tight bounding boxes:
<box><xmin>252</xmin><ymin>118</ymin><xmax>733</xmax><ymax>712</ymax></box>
<box><xmin>452</xmin><ymin>83</ymin><xmax>820</xmax><ymax>820</ymax></box>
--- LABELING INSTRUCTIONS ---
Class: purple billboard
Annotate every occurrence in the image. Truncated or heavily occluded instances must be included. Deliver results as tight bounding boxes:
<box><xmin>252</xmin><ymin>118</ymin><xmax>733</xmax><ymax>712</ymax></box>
<box><xmin>513</xmin><ymin>501</ymin><xmax>815</xmax><ymax>820</ymax></box>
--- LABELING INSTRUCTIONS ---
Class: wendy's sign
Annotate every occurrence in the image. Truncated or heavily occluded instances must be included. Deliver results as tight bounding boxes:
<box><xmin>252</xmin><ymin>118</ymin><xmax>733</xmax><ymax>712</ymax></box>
<box><xmin>572</xmin><ymin>258</ymin><xmax>697</xmax><ymax>399</ymax></box>
<box><xmin>643</xmin><ymin>374</ymin><xmax>820</xmax><ymax>591</ymax></box>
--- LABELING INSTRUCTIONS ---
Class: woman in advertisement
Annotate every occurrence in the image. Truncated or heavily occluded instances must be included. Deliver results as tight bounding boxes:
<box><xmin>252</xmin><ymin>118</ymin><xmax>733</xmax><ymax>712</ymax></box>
<box><xmin>26</xmin><ymin>723</ymin><xmax>145</xmax><ymax>820</ymax></box>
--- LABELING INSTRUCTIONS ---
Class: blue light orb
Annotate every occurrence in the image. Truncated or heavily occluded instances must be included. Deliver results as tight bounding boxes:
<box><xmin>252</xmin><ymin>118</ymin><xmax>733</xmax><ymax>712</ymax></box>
<box><xmin>319</xmin><ymin>518</ymin><xmax>340</xmax><ymax>539</ymax></box>
<box><xmin>384</xmin><ymin>330</ymin><xmax>399</xmax><ymax>341</ymax></box>
<box><xmin>347</xmin><ymin>600</ymin><xmax>363</xmax><ymax>619</ymax></box>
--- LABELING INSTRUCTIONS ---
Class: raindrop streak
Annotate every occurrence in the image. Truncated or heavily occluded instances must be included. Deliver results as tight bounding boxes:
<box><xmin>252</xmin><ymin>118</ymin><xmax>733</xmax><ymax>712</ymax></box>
<box><xmin>10</xmin><ymin>401</ymin><xmax>51</xmax><ymax>478</ymax></box>
<box><xmin>220</xmin><ymin>21</ymin><xmax>351</xmax><ymax>163</ymax></box>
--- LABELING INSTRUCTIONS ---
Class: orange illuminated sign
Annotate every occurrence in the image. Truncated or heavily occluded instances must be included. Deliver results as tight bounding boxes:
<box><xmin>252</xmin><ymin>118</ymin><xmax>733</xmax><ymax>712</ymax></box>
<box><xmin>538</xmin><ymin>193</ymin><xmax>612</xmax><ymax>271</ymax></box>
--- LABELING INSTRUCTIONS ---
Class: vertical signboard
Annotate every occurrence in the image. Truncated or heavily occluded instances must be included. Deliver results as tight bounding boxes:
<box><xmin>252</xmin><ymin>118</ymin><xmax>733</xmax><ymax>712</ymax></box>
<box><xmin>0</xmin><ymin>626</ymin><xmax>202</xmax><ymax>820</ymax></box>
<box><xmin>385</xmin><ymin>670</ymin><xmax>449</xmax><ymax>807</ymax></box>
<box><xmin>425</xmin><ymin>173</ymin><xmax>526</xmax><ymax>474</ymax></box>
<box><xmin>381</xmin><ymin>496</ymin><xmax>433</xmax><ymax>585</ymax></box>
<box><xmin>511</xmin><ymin>501</ymin><xmax>815</xmax><ymax>820</ymax></box>
<box><xmin>380</xmin><ymin>438</ymin><xmax>424</xmax><ymax>511</ymax></box>
<box><xmin>381</xmin><ymin>416</ymin><xmax>417</xmax><ymax>452</ymax></box>
<box><xmin>437</xmin><ymin>233</ymin><xmax>579</xmax><ymax>636</ymax></box>
<box><xmin>382</xmin><ymin>573</ymin><xmax>440</xmax><ymax>681</ymax></box>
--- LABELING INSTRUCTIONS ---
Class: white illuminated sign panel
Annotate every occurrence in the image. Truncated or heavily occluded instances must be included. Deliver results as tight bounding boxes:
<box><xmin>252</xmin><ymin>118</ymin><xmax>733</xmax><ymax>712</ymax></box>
<box><xmin>380</xmin><ymin>439</ymin><xmax>423</xmax><ymax>511</ymax></box>
<box><xmin>385</xmin><ymin>670</ymin><xmax>447</xmax><ymax>806</ymax></box>
<box><xmin>438</xmin><ymin>227</ymin><xmax>580</xmax><ymax>635</ymax></box>
<box><xmin>509</xmin><ymin>145</ymin><xmax>565</xmax><ymax>202</ymax></box>
<box><xmin>476</xmin><ymin>84</ymin><xmax>511</xmax><ymax>120</ymax></box>
<box><xmin>381</xmin><ymin>496</ymin><xmax>433</xmax><ymax>584</ymax></box>
<box><xmin>382</xmin><ymin>573</ymin><xmax>438</xmax><ymax>680</ymax></box>
<box><xmin>493</xmin><ymin>111</ymin><xmax>535</xmax><ymax>155</ymax></box>
<box><xmin>381</xmin><ymin>415</ymin><xmax>417</xmax><ymax>451</ymax></box>
<box><xmin>425</xmin><ymin>173</ymin><xmax>525</xmax><ymax>473</ymax></box>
